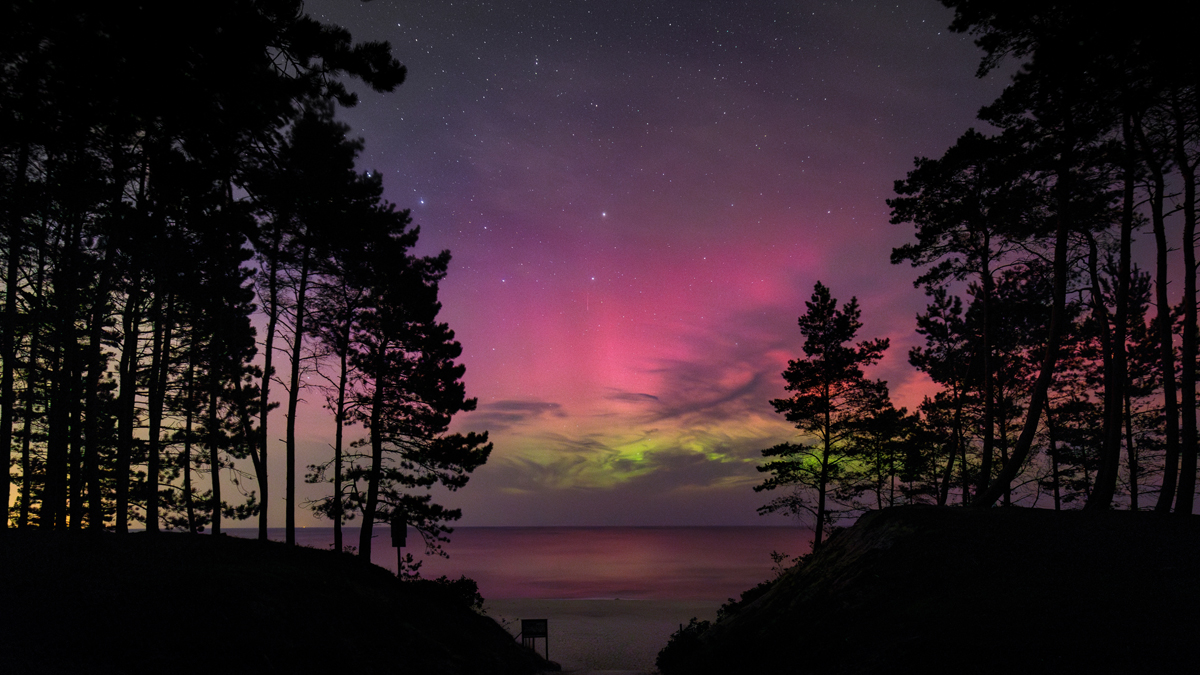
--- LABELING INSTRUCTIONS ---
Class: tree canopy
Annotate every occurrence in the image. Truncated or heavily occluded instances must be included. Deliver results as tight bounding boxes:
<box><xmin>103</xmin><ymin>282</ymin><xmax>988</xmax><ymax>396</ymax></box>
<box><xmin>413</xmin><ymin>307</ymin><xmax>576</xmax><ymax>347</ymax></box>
<box><xmin>0</xmin><ymin>0</ymin><xmax>489</xmax><ymax>559</ymax></box>
<box><xmin>880</xmin><ymin>0</ymin><xmax>1200</xmax><ymax>513</ymax></box>
<box><xmin>757</xmin><ymin>282</ymin><xmax>892</xmax><ymax>549</ymax></box>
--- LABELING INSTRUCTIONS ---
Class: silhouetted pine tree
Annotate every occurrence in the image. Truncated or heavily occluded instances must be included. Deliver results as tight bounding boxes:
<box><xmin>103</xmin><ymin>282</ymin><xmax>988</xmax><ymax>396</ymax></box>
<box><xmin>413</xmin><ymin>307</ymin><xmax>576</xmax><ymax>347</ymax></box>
<box><xmin>908</xmin><ymin>287</ymin><xmax>974</xmax><ymax>505</ymax></box>
<box><xmin>890</xmin><ymin>129</ymin><xmax>1041</xmax><ymax>499</ymax></box>
<box><xmin>1</xmin><ymin>0</ymin><xmax>410</xmax><ymax>531</ymax></box>
<box><xmin>348</xmin><ymin>228</ymin><xmax>491</xmax><ymax>563</ymax></box>
<box><xmin>301</xmin><ymin>178</ymin><xmax>398</xmax><ymax>554</ymax></box>
<box><xmin>249</xmin><ymin>100</ymin><xmax>381</xmax><ymax>546</ymax></box>
<box><xmin>756</xmin><ymin>281</ymin><xmax>891</xmax><ymax>550</ymax></box>
<box><xmin>911</xmin><ymin>0</ymin><xmax>1150</xmax><ymax>508</ymax></box>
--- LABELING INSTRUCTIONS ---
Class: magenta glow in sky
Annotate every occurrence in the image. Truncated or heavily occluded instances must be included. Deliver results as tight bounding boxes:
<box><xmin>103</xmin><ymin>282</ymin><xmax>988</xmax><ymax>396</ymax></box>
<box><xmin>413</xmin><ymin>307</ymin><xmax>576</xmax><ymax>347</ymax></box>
<box><xmin>293</xmin><ymin>0</ymin><xmax>1012</xmax><ymax>525</ymax></box>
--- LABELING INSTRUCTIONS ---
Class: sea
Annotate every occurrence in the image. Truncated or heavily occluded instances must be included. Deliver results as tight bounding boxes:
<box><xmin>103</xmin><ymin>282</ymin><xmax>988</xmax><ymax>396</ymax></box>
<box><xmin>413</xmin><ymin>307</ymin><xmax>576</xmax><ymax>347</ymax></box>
<box><xmin>223</xmin><ymin>526</ymin><xmax>813</xmax><ymax>673</ymax></box>
<box><xmin>224</xmin><ymin>526</ymin><xmax>810</xmax><ymax>601</ymax></box>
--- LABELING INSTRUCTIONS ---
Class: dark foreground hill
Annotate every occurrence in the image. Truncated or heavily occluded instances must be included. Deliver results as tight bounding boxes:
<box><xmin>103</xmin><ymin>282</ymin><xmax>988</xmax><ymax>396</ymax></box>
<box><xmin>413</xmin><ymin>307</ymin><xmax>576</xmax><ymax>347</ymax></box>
<box><xmin>658</xmin><ymin>505</ymin><xmax>1200</xmax><ymax>675</ymax></box>
<box><xmin>0</xmin><ymin>530</ymin><xmax>556</xmax><ymax>675</ymax></box>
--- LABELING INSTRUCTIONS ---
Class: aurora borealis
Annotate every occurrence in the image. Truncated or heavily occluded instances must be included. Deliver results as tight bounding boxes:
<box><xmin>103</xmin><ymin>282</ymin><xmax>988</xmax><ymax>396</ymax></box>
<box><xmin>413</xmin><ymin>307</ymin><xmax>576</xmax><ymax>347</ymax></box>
<box><xmin>290</xmin><ymin>0</ymin><xmax>1014</xmax><ymax>526</ymax></box>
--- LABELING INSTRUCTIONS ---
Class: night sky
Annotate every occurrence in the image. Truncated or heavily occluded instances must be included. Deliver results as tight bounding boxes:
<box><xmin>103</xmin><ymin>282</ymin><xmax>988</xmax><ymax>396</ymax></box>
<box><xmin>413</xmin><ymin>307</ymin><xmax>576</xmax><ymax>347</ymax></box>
<box><xmin>288</xmin><ymin>0</ymin><xmax>1013</xmax><ymax>526</ymax></box>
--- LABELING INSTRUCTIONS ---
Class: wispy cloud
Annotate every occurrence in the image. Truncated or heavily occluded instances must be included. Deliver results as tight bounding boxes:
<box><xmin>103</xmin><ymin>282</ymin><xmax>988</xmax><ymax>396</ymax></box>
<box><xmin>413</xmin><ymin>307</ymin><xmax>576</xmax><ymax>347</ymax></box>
<box><xmin>456</xmin><ymin>399</ymin><xmax>567</xmax><ymax>432</ymax></box>
<box><xmin>605</xmin><ymin>391</ymin><xmax>660</xmax><ymax>404</ymax></box>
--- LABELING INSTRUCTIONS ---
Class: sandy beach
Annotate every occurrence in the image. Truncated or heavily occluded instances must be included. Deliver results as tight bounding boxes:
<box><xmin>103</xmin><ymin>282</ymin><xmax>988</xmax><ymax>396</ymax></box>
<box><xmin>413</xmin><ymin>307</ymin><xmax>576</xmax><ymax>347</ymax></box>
<box><xmin>485</xmin><ymin>598</ymin><xmax>719</xmax><ymax>674</ymax></box>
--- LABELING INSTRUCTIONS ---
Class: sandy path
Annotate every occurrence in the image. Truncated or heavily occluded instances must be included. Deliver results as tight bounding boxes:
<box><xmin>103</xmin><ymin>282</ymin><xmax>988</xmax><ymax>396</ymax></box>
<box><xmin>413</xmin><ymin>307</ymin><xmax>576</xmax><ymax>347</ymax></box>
<box><xmin>485</xmin><ymin>598</ymin><xmax>719</xmax><ymax>674</ymax></box>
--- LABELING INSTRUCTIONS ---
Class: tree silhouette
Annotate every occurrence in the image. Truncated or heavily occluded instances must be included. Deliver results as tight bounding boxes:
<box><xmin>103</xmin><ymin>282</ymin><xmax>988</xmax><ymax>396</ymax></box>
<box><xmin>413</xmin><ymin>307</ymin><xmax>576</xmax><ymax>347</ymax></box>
<box><xmin>347</xmin><ymin>227</ymin><xmax>491</xmax><ymax>562</ymax></box>
<box><xmin>1131</xmin><ymin>108</ymin><xmax>1183</xmax><ymax>511</ymax></box>
<box><xmin>757</xmin><ymin>282</ymin><xmax>890</xmax><ymax>550</ymax></box>
<box><xmin>908</xmin><ymin>286</ymin><xmax>973</xmax><ymax>505</ymax></box>
<box><xmin>0</xmin><ymin>2</ymin><xmax>491</xmax><ymax>539</ymax></box>
<box><xmin>248</xmin><ymin>100</ymin><xmax>380</xmax><ymax>545</ymax></box>
<box><xmin>305</xmin><ymin>243</ymin><xmax>368</xmax><ymax>553</ymax></box>
<box><xmin>886</xmin><ymin>0</ymin><xmax>1200</xmax><ymax>512</ymax></box>
<box><xmin>890</xmin><ymin>129</ymin><xmax>1042</xmax><ymax>500</ymax></box>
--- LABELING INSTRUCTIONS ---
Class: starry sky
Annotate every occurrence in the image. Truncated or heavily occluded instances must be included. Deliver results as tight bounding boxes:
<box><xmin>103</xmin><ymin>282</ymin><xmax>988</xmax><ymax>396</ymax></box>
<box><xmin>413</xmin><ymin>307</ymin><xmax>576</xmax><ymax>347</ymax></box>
<box><xmin>289</xmin><ymin>0</ymin><xmax>1013</xmax><ymax>526</ymax></box>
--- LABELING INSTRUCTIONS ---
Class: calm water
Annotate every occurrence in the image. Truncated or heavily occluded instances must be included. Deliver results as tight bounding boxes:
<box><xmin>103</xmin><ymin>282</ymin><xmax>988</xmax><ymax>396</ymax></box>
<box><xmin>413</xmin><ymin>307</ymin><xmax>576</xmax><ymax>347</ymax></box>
<box><xmin>224</xmin><ymin>526</ymin><xmax>811</xmax><ymax>601</ymax></box>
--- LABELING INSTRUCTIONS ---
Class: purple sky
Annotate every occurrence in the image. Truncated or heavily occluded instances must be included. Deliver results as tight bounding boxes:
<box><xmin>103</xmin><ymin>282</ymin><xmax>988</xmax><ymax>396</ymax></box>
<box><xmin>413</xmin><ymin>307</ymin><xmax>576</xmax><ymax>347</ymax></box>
<box><xmin>283</xmin><ymin>0</ymin><xmax>1014</xmax><ymax>526</ymax></box>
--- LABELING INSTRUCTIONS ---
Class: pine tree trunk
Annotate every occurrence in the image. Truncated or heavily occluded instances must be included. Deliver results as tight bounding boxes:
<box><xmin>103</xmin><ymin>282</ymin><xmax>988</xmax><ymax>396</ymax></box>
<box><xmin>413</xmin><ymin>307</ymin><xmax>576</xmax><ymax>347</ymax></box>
<box><xmin>1125</xmin><ymin>386</ymin><xmax>1137</xmax><ymax>511</ymax></box>
<box><xmin>116</xmin><ymin>285</ymin><xmax>142</xmax><ymax>534</ymax></box>
<box><xmin>18</xmin><ymin>326</ymin><xmax>38</xmax><ymax>528</ymax></box>
<box><xmin>0</xmin><ymin>215</ymin><xmax>20</xmax><ymax>531</ymax></box>
<box><xmin>18</xmin><ymin>245</ymin><xmax>46</xmax><ymax>528</ymax></box>
<box><xmin>44</xmin><ymin>218</ymin><xmax>83</xmax><ymax>529</ymax></box>
<box><xmin>84</xmin><ymin>249</ymin><xmax>113</xmax><ymax>529</ymax></box>
<box><xmin>875</xmin><ymin>444</ymin><xmax>884</xmax><ymax>511</ymax></box>
<box><xmin>1142</xmin><ymin>157</ymin><xmax>1180</xmax><ymax>509</ymax></box>
<box><xmin>209</xmin><ymin>380</ymin><xmax>221</xmax><ymax>536</ymax></box>
<box><xmin>960</xmin><ymin>403</ymin><xmax>970</xmax><ymax>505</ymax></box>
<box><xmin>333</xmin><ymin>340</ymin><xmax>349</xmax><ymax>553</ymax></box>
<box><xmin>1088</xmin><ymin>114</ymin><xmax>1135</xmax><ymax>510</ymax></box>
<box><xmin>183</xmin><ymin>343</ymin><xmax>197</xmax><ymax>534</ymax></box>
<box><xmin>1084</xmin><ymin>230</ymin><xmax>1119</xmax><ymax>509</ymax></box>
<box><xmin>1135</xmin><ymin>116</ymin><xmax>1181</xmax><ymax>512</ymax></box>
<box><xmin>145</xmin><ymin>293</ymin><xmax>173</xmax><ymax>532</ymax></box>
<box><xmin>0</xmin><ymin>140</ymin><xmax>29</xmax><ymax>530</ymax></box>
<box><xmin>978</xmin><ymin>243</ymin><xmax>995</xmax><ymax>498</ymax></box>
<box><xmin>60</xmin><ymin>321</ymin><xmax>80</xmax><ymax>532</ymax></box>
<box><xmin>359</xmin><ymin>364</ymin><xmax>386</xmax><ymax>560</ymax></box>
<box><xmin>1112</xmin><ymin>112</ymin><xmax>1134</xmax><ymax>507</ymax></box>
<box><xmin>1171</xmin><ymin>95</ymin><xmax>1199</xmax><ymax>515</ymax></box>
<box><xmin>42</xmin><ymin>343</ymin><xmax>65</xmax><ymax>529</ymax></box>
<box><xmin>207</xmin><ymin>311</ymin><xmax>224</xmax><ymax>535</ymax></box>
<box><xmin>888</xmin><ymin>453</ymin><xmax>896</xmax><ymax>508</ymax></box>
<box><xmin>255</xmin><ymin>235</ymin><xmax>282</xmax><ymax>542</ymax></box>
<box><xmin>68</xmin><ymin>355</ymin><xmax>83</xmax><ymax>529</ymax></box>
<box><xmin>973</xmin><ymin>159</ymin><xmax>1072</xmax><ymax>508</ymax></box>
<box><xmin>937</xmin><ymin>380</ymin><xmax>964</xmax><ymax>507</ymax></box>
<box><xmin>1045</xmin><ymin>399</ymin><xmax>1061</xmax><ymax>511</ymax></box>
<box><xmin>814</xmin><ymin>383</ymin><xmax>830</xmax><ymax>551</ymax></box>
<box><xmin>937</xmin><ymin>434</ymin><xmax>956</xmax><ymax>507</ymax></box>
<box><xmin>997</xmin><ymin>378</ymin><xmax>1010</xmax><ymax>506</ymax></box>
<box><xmin>285</xmin><ymin>251</ymin><xmax>311</xmax><ymax>546</ymax></box>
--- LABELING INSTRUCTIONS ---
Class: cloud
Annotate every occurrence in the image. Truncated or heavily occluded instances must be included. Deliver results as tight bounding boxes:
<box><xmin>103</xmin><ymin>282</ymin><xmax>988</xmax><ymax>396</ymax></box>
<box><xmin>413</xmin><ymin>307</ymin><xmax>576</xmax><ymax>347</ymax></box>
<box><xmin>624</xmin><ymin>306</ymin><xmax>798</xmax><ymax>428</ymax></box>
<box><xmin>605</xmin><ymin>391</ymin><xmax>661</xmax><ymax>404</ymax></box>
<box><xmin>647</xmin><ymin>365</ymin><xmax>774</xmax><ymax>424</ymax></box>
<box><xmin>455</xmin><ymin>399</ymin><xmax>567</xmax><ymax>432</ymax></box>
